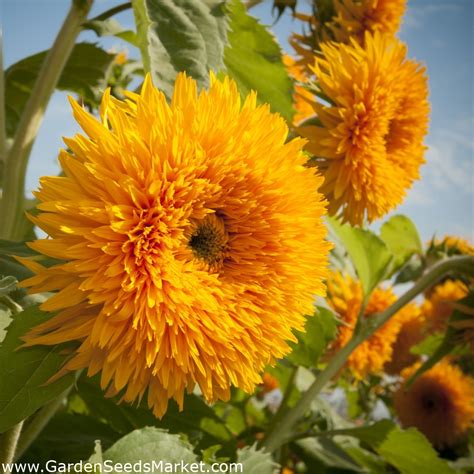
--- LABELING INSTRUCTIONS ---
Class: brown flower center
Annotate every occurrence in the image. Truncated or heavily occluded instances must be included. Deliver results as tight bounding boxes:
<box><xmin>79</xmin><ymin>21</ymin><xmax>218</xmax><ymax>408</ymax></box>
<box><xmin>189</xmin><ymin>214</ymin><xmax>228</xmax><ymax>270</ymax></box>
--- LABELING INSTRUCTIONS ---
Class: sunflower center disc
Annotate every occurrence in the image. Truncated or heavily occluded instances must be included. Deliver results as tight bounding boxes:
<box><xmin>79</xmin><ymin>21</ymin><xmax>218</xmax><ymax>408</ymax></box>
<box><xmin>189</xmin><ymin>214</ymin><xmax>228</xmax><ymax>269</ymax></box>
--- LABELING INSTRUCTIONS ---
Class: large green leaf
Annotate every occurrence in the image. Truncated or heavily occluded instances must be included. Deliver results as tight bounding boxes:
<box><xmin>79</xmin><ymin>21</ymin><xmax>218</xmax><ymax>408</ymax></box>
<box><xmin>224</xmin><ymin>0</ymin><xmax>294</xmax><ymax>122</ymax></box>
<box><xmin>132</xmin><ymin>0</ymin><xmax>227</xmax><ymax>99</ymax></box>
<box><xmin>380</xmin><ymin>215</ymin><xmax>422</xmax><ymax>273</ymax></box>
<box><xmin>288</xmin><ymin>307</ymin><xmax>337</xmax><ymax>367</ymax></box>
<box><xmin>327</xmin><ymin>420</ymin><xmax>455</xmax><ymax>474</ymax></box>
<box><xmin>328</xmin><ymin>217</ymin><xmax>393</xmax><ymax>297</ymax></box>
<box><xmin>0</xmin><ymin>305</ymin><xmax>75</xmax><ymax>433</ymax></box>
<box><xmin>103</xmin><ymin>427</ymin><xmax>199</xmax><ymax>470</ymax></box>
<box><xmin>5</xmin><ymin>43</ymin><xmax>115</xmax><ymax>137</ymax></box>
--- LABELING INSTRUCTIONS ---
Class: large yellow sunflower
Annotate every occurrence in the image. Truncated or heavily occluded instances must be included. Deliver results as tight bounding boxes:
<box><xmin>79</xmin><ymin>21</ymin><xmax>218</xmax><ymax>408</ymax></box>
<box><xmin>299</xmin><ymin>32</ymin><xmax>429</xmax><ymax>225</ymax></box>
<box><xmin>19</xmin><ymin>73</ymin><xmax>331</xmax><ymax>418</ymax></box>
<box><xmin>394</xmin><ymin>361</ymin><xmax>474</xmax><ymax>448</ymax></box>
<box><xmin>326</xmin><ymin>272</ymin><xmax>413</xmax><ymax>378</ymax></box>
<box><xmin>422</xmin><ymin>280</ymin><xmax>469</xmax><ymax>333</ymax></box>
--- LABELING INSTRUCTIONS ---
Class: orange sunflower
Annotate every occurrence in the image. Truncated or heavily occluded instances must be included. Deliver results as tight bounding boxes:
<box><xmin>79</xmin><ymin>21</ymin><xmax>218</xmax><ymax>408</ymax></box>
<box><xmin>395</xmin><ymin>361</ymin><xmax>474</xmax><ymax>448</ymax></box>
<box><xmin>422</xmin><ymin>280</ymin><xmax>469</xmax><ymax>333</ymax></box>
<box><xmin>282</xmin><ymin>55</ymin><xmax>316</xmax><ymax>126</ymax></box>
<box><xmin>299</xmin><ymin>32</ymin><xmax>429</xmax><ymax>225</ymax></box>
<box><xmin>326</xmin><ymin>272</ymin><xmax>413</xmax><ymax>378</ymax></box>
<box><xmin>289</xmin><ymin>0</ymin><xmax>406</xmax><ymax>73</ymax></box>
<box><xmin>384</xmin><ymin>309</ymin><xmax>425</xmax><ymax>375</ymax></box>
<box><xmin>19</xmin><ymin>73</ymin><xmax>331</xmax><ymax>418</ymax></box>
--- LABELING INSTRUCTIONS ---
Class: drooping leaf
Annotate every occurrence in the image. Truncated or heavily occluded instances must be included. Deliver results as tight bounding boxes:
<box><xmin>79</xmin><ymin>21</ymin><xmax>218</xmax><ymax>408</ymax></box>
<box><xmin>103</xmin><ymin>427</ymin><xmax>199</xmax><ymax>467</ymax></box>
<box><xmin>5</xmin><ymin>43</ymin><xmax>115</xmax><ymax>137</ymax></box>
<box><xmin>328</xmin><ymin>217</ymin><xmax>393</xmax><ymax>297</ymax></box>
<box><xmin>20</xmin><ymin>413</ymin><xmax>120</xmax><ymax>464</ymax></box>
<box><xmin>288</xmin><ymin>307</ymin><xmax>337</xmax><ymax>367</ymax></box>
<box><xmin>224</xmin><ymin>0</ymin><xmax>294</xmax><ymax>122</ymax></box>
<box><xmin>380</xmin><ymin>215</ymin><xmax>422</xmax><ymax>273</ymax></box>
<box><xmin>237</xmin><ymin>444</ymin><xmax>278</xmax><ymax>474</ymax></box>
<box><xmin>0</xmin><ymin>305</ymin><xmax>75</xmax><ymax>433</ymax></box>
<box><xmin>132</xmin><ymin>0</ymin><xmax>228</xmax><ymax>99</ymax></box>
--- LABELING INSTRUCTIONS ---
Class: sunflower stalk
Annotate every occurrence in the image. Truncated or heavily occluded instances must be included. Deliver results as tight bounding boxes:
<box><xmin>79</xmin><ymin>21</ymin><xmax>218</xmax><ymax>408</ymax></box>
<box><xmin>0</xmin><ymin>0</ymin><xmax>93</xmax><ymax>241</ymax></box>
<box><xmin>262</xmin><ymin>255</ymin><xmax>474</xmax><ymax>452</ymax></box>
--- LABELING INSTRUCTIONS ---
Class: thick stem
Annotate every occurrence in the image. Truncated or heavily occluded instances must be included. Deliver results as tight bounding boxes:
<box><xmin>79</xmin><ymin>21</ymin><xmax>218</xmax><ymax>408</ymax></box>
<box><xmin>0</xmin><ymin>0</ymin><xmax>93</xmax><ymax>240</ymax></box>
<box><xmin>262</xmin><ymin>255</ymin><xmax>474</xmax><ymax>452</ymax></box>
<box><xmin>0</xmin><ymin>422</ymin><xmax>23</xmax><ymax>467</ymax></box>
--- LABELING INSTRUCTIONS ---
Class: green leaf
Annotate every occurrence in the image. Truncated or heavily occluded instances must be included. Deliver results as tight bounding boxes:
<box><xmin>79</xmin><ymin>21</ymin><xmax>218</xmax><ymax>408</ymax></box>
<box><xmin>0</xmin><ymin>305</ymin><xmax>75</xmax><ymax>433</ymax></box>
<box><xmin>380</xmin><ymin>215</ymin><xmax>422</xmax><ymax>272</ymax></box>
<box><xmin>377</xmin><ymin>428</ymin><xmax>456</xmax><ymax>474</ymax></box>
<box><xmin>0</xmin><ymin>305</ymin><xmax>12</xmax><ymax>344</ymax></box>
<box><xmin>83</xmin><ymin>18</ymin><xmax>138</xmax><ymax>45</ymax></box>
<box><xmin>328</xmin><ymin>420</ymin><xmax>455</xmax><ymax>474</ymax></box>
<box><xmin>328</xmin><ymin>217</ymin><xmax>393</xmax><ymax>296</ymax></box>
<box><xmin>132</xmin><ymin>0</ymin><xmax>227</xmax><ymax>99</ymax></box>
<box><xmin>0</xmin><ymin>276</ymin><xmax>17</xmax><ymax>297</ymax></box>
<box><xmin>224</xmin><ymin>0</ymin><xmax>294</xmax><ymax>122</ymax></box>
<box><xmin>103</xmin><ymin>427</ymin><xmax>199</xmax><ymax>468</ymax></box>
<box><xmin>288</xmin><ymin>307</ymin><xmax>337</xmax><ymax>367</ymax></box>
<box><xmin>5</xmin><ymin>43</ymin><xmax>115</xmax><ymax>137</ymax></box>
<box><xmin>237</xmin><ymin>445</ymin><xmax>278</xmax><ymax>474</ymax></box>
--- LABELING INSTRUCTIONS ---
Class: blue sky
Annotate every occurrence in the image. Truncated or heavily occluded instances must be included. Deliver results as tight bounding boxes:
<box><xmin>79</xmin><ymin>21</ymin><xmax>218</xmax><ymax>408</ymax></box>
<box><xmin>2</xmin><ymin>0</ymin><xmax>472</xmax><ymax>242</ymax></box>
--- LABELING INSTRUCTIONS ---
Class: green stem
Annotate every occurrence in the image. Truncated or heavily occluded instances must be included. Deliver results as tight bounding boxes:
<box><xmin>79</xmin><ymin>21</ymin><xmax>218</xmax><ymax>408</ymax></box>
<box><xmin>89</xmin><ymin>1</ymin><xmax>132</xmax><ymax>22</ymax></box>
<box><xmin>0</xmin><ymin>0</ymin><xmax>93</xmax><ymax>241</ymax></box>
<box><xmin>262</xmin><ymin>255</ymin><xmax>474</xmax><ymax>452</ymax></box>
<box><xmin>14</xmin><ymin>389</ymin><xmax>70</xmax><ymax>461</ymax></box>
<box><xmin>0</xmin><ymin>422</ymin><xmax>23</xmax><ymax>467</ymax></box>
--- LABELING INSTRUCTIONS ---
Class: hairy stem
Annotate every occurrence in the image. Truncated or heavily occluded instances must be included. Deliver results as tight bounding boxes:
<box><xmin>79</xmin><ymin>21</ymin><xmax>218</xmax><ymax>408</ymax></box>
<box><xmin>262</xmin><ymin>255</ymin><xmax>474</xmax><ymax>452</ymax></box>
<box><xmin>0</xmin><ymin>0</ymin><xmax>93</xmax><ymax>240</ymax></box>
<box><xmin>0</xmin><ymin>422</ymin><xmax>23</xmax><ymax>468</ymax></box>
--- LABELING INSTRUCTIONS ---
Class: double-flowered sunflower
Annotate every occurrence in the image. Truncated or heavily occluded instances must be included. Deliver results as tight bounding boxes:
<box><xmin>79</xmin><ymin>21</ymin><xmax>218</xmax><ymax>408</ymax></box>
<box><xmin>299</xmin><ymin>32</ymin><xmax>429</xmax><ymax>225</ymax></box>
<box><xmin>326</xmin><ymin>272</ymin><xmax>416</xmax><ymax>378</ymax></box>
<box><xmin>19</xmin><ymin>73</ymin><xmax>331</xmax><ymax>417</ymax></box>
<box><xmin>395</xmin><ymin>361</ymin><xmax>474</xmax><ymax>448</ymax></box>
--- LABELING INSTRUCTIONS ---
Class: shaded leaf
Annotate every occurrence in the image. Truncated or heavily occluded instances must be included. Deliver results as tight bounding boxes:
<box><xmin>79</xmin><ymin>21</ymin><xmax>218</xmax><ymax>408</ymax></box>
<box><xmin>328</xmin><ymin>217</ymin><xmax>393</xmax><ymax>296</ymax></box>
<box><xmin>288</xmin><ymin>307</ymin><xmax>337</xmax><ymax>367</ymax></box>
<box><xmin>83</xmin><ymin>18</ymin><xmax>138</xmax><ymax>45</ymax></box>
<box><xmin>224</xmin><ymin>0</ymin><xmax>294</xmax><ymax>122</ymax></box>
<box><xmin>380</xmin><ymin>215</ymin><xmax>422</xmax><ymax>273</ymax></box>
<box><xmin>132</xmin><ymin>0</ymin><xmax>227</xmax><ymax>99</ymax></box>
<box><xmin>0</xmin><ymin>305</ymin><xmax>75</xmax><ymax>433</ymax></box>
<box><xmin>5</xmin><ymin>43</ymin><xmax>115</xmax><ymax>137</ymax></box>
<box><xmin>20</xmin><ymin>413</ymin><xmax>120</xmax><ymax>463</ymax></box>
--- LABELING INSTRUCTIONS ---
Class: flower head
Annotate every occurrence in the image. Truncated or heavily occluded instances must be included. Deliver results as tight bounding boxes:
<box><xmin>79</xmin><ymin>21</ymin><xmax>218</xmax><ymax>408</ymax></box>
<box><xmin>394</xmin><ymin>361</ymin><xmax>474</xmax><ymax>448</ymax></box>
<box><xmin>299</xmin><ymin>32</ymin><xmax>429</xmax><ymax>225</ymax></box>
<box><xmin>384</xmin><ymin>309</ymin><xmax>425</xmax><ymax>375</ymax></box>
<box><xmin>326</xmin><ymin>272</ymin><xmax>411</xmax><ymax>378</ymax></box>
<box><xmin>422</xmin><ymin>280</ymin><xmax>469</xmax><ymax>333</ymax></box>
<box><xmin>329</xmin><ymin>0</ymin><xmax>406</xmax><ymax>44</ymax></box>
<box><xmin>289</xmin><ymin>0</ymin><xmax>406</xmax><ymax>73</ymax></box>
<box><xmin>19</xmin><ymin>73</ymin><xmax>330</xmax><ymax>417</ymax></box>
<box><xmin>432</xmin><ymin>235</ymin><xmax>474</xmax><ymax>257</ymax></box>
